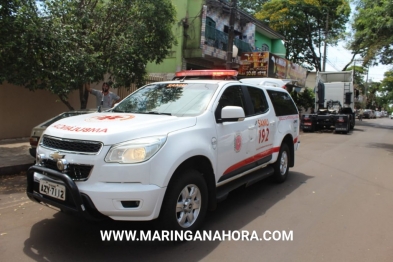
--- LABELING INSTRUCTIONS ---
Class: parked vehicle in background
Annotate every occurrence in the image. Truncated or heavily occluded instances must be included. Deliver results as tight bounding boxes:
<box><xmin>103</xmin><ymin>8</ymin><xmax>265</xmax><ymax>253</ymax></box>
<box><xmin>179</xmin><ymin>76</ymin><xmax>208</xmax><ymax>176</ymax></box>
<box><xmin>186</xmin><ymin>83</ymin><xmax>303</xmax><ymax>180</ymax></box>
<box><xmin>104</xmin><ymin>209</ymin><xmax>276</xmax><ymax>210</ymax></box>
<box><xmin>301</xmin><ymin>71</ymin><xmax>355</xmax><ymax>134</ymax></box>
<box><xmin>363</xmin><ymin>109</ymin><xmax>375</xmax><ymax>119</ymax></box>
<box><xmin>390</xmin><ymin>112</ymin><xmax>393</xmax><ymax>119</ymax></box>
<box><xmin>375</xmin><ymin>111</ymin><xmax>382</xmax><ymax>118</ymax></box>
<box><xmin>29</xmin><ymin>110</ymin><xmax>96</xmax><ymax>157</ymax></box>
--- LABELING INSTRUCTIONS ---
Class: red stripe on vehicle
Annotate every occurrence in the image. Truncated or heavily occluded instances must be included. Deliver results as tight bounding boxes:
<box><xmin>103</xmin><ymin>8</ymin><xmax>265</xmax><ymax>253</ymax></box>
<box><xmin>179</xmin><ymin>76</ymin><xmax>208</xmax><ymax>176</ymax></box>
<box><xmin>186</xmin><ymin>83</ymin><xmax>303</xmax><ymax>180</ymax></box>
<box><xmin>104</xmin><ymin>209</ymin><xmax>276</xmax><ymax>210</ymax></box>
<box><xmin>223</xmin><ymin>149</ymin><xmax>273</xmax><ymax>175</ymax></box>
<box><xmin>293</xmin><ymin>137</ymin><xmax>298</xmax><ymax>143</ymax></box>
<box><xmin>223</xmin><ymin>146</ymin><xmax>280</xmax><ymax>175</ymax></box>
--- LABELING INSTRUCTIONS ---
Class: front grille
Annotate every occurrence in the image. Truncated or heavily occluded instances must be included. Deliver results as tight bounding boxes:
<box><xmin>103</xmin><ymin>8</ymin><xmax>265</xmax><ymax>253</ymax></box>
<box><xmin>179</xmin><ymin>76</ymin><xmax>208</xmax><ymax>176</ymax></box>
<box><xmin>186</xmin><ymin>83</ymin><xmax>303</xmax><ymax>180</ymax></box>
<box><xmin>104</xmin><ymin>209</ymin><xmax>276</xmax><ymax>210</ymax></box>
<box><xmin>42</xmin><ymin>135</ymin><xmax>102</xmax><ymax>154</ymax></box>
<box><xmin>42</xmin><ymin>159</ymin><xmax>93</xmax><ymax>181</ymax></box>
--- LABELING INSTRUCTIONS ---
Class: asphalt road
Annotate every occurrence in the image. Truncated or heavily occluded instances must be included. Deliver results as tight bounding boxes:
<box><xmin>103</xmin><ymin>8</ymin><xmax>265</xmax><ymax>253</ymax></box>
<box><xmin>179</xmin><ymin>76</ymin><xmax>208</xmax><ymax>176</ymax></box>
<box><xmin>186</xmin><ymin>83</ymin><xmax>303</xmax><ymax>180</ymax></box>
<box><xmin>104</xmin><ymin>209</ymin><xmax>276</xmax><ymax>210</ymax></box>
<box><xmin>1</xmin><ymin>117</ymin><xmax>393</xmax><ymax>262</ymax></box>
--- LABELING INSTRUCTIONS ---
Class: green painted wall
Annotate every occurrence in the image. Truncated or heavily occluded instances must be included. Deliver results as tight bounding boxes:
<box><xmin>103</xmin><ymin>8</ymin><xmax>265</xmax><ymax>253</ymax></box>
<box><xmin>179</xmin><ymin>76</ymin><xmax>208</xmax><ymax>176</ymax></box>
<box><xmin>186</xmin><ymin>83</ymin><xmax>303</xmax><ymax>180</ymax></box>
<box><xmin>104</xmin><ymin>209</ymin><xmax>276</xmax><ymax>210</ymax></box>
<box><xmin>255</xmin><ymin>33</ymin><xmax>271</xmax><ymax>51</ymax></box>
<box><xmin>146</xmin><ymin>0</ymin><xmax>287</xmax><ymax>73</ymax></box>
<box><xmin>146</xmin><ymin>0</ymin><xmax>188</xmax><ymax>73</ymax></box>
<box><xmin>271</xmin><ymin>39</ymin><xmax>286</xmax><ymax>57</ymax></box>
<box><xmin>146</xmin><ymin>0</ymin><xmax>204</xmax><ymax>74</ymax></box>
<box><xmin>184</xmin><ymin>0</ymin><xmax>203</xmax><ymax>50</ymax></box>
<box><xmin>255</xmin><ymin>32</ymin><xmax>286</xmax><ymax>58</ymax></box>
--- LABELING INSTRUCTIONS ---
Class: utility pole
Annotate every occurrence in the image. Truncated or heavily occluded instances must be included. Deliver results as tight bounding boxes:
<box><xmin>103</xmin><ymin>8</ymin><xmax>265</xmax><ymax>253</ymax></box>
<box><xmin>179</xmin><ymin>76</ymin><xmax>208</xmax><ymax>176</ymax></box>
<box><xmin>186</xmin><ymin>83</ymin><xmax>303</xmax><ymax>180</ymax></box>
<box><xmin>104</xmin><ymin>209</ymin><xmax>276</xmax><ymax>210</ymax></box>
<box><xmin>226</xmin><ymin>0</ymin><xmax>237</xmax><ymax>69</ymax></box>
<box><xmin>322</xmin><ymin>11</ymin><xmax>329</xmax><ymax>72</ymax></box>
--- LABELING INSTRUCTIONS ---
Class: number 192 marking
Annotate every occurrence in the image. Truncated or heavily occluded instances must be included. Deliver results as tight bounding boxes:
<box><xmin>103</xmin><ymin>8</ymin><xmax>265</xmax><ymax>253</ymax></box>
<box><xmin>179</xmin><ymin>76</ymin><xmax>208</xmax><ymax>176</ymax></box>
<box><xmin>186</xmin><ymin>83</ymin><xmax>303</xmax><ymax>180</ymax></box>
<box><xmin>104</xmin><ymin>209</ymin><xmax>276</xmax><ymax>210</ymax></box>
<box><xmin>258</xmin><ymin>128</ymin><xmax>269</xmax><ymax>143</ymax></box>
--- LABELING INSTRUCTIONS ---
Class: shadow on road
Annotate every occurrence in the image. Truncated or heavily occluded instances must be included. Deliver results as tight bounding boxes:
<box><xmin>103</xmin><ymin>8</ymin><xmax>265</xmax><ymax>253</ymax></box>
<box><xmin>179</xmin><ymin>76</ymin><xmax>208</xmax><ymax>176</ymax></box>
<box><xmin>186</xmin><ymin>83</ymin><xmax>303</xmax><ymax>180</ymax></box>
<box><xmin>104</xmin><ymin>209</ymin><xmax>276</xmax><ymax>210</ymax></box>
<box><xmin>23</xmin><ymin>171</ymin><xmax>312</xmax><ymax>262</ymax></box>
<box><xmin>355</xmin><ymin>120</ymin><xmax>393</xmax><ymax>130</ymax></box>
<box><xmin>367</xmin><ymin>142</ymin><xmax>393</xmax><ymax>153</ymax></box>
<box><xmin>0</xmin><ymin>172</ymin><xmax>26</xmax><ymax>194</ymax></box>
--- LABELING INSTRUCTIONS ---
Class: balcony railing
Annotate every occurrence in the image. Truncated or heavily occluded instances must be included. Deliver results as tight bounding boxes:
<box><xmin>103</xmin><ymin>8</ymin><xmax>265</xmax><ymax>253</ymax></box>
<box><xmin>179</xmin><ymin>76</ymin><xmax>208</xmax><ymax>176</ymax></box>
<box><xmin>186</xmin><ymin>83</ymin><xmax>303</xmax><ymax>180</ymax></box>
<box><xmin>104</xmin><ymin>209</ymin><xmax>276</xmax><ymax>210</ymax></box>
<box><xmin>205</xmin><ymin>25</ymin><xmax>252</xmax><ymax>55</ymax></box>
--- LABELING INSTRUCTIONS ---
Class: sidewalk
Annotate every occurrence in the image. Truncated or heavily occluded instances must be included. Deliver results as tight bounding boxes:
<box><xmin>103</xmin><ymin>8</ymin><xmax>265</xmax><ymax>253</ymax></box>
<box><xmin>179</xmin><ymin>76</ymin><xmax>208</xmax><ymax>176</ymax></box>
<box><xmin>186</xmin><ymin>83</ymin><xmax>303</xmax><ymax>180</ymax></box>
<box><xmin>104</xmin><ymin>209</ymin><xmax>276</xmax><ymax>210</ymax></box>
<box><xmin>0</xmin><ymin>137</ymin><xmax>35</xmax><ymax>176</ymax></box>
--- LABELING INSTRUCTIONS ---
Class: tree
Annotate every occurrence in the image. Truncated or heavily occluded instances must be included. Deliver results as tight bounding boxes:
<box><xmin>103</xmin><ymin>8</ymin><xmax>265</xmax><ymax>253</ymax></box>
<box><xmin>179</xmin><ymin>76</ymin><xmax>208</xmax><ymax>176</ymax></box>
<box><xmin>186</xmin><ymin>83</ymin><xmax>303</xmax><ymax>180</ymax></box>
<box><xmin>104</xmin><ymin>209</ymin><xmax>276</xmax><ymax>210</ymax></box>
<box><xmin>0</xmin><ymin>0</ymin><xmax>177</xmax><ymax>110</ymax></box>
<box><xmin>237</xmin><ymin>0</ymin><xmax>268</xmax><ymax>15</ymax></box>
<box><xmin>365</xmin><ymin>81</ymin><xmax>381</xmax><ymax>109</ymax></box>
<box><xmin>345</xmin><ymin>65</ymin><xmax>367</xmax><ymax>95</ymax></box>
<box><xmin>254</xmin><ymin>0</ymin><xmax>350</xmax><ymax>72</ymax></box>
<box><xmin>291</xmin><ymin>88</ymin><xmax>315</xmax><ymax>113</ymax></box>
<box><xmin>350</xmin><ymin>0</ymin><xmax>393</xmax><ymax>66</ymax></box>
<box><xmin>378</xmin><ymin>70</ymin><xmax>393</xmax><ymax>109</ymax></box>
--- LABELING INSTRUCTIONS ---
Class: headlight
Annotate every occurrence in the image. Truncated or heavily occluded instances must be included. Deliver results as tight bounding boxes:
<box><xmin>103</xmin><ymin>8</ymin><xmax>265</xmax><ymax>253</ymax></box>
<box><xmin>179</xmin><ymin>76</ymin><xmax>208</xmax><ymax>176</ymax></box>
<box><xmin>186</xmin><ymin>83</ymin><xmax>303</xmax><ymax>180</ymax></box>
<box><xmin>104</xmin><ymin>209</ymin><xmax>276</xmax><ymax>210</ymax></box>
<box><xmin>105</xmin><ymin>136</ymin><xmax>167</xmax><ymax>163</ymax></box>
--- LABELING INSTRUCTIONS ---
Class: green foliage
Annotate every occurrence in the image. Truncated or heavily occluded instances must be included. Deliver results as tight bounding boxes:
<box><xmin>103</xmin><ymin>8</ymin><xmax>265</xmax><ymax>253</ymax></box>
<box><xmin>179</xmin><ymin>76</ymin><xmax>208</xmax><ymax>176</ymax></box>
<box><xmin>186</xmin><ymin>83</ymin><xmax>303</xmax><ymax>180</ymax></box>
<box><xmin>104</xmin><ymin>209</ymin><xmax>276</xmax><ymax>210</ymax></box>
<box><xmin>365</xmin><ymin>81</ymin><xmax>381</xmax><ymax>109</ymax></box>
<box><xmin>237</xmin><ymin>0</ymin><xmax>268</xmax><ymax>15</ymax></box>
<box><xmin>378</xmin><ymin>70</ymin><xmax>393</xmax><ymax>109</ymax></box>
<box><xmin>0</xmin><ymin>0</ymin><xmax>177</xmax><ymax>109</ymax></box>
<box><xmin>290</xmin><ymin>87</ymin><xmax>315</xmax><ymax>113</ymax></box>
<box><xmin>350</xmin><ymin>0</ymin><xmax>393</xmax><ymax>66</ymax></box>
<box><xmin>255</xmin><ymin>0</ymin><xmax>350</xmax><ymax>71</ymax></box>
<box><xmin>345</xmin><ymin>65</ymin><xmax>366</xmax><ymax>95</ymax></box>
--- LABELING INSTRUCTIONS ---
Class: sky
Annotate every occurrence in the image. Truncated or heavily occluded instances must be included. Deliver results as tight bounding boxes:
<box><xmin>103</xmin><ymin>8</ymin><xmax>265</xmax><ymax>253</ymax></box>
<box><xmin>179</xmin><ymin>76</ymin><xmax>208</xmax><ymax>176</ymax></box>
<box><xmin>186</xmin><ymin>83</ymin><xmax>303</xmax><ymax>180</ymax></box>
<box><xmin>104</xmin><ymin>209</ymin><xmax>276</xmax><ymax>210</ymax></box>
<box><xmin>325</xmin><ymin>41</ymin><xmax>392</xmax><ymax>82</ymax></box>
<box><xmin>323</xmin><ymin>2</ymin><xmax>392</xmax><ymax>83</ymax></box>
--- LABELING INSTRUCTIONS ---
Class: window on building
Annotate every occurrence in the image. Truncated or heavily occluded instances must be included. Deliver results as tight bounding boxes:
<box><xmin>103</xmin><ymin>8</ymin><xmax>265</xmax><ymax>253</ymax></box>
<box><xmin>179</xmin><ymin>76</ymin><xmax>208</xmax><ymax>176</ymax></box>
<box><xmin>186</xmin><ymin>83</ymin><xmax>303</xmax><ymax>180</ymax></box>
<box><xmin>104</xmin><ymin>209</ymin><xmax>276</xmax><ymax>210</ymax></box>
<box><xmin>261</xmin><ymin>44</ymin><xmax>269</xmax><ymax>52</ymax></box>
<box><xmin>206</xmin><ymin>17</ymin><xmax>216</xmax><ymax>28</ymax></box>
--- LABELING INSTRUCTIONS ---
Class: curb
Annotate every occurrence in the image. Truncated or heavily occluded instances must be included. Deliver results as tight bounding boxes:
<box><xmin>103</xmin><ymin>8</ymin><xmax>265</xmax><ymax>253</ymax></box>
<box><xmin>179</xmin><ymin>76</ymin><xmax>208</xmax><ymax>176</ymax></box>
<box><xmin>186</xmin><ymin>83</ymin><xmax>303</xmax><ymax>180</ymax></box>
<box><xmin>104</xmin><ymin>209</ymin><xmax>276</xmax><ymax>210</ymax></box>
<box><xmin>0</xmin><ymin>163</ymin><xmax>33</xmax><ymax>177</ymax></box>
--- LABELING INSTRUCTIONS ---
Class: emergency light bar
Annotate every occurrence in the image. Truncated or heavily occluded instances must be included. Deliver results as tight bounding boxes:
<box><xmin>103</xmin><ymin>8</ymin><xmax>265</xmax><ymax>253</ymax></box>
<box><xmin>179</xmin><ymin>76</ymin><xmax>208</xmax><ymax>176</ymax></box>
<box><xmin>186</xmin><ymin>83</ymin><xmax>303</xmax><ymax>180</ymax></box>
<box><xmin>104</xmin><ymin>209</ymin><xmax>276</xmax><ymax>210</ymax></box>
<box><xmin>175</xmin><ymin>70</ymin><xmax>238</xmax><ymax>78</ymax></box>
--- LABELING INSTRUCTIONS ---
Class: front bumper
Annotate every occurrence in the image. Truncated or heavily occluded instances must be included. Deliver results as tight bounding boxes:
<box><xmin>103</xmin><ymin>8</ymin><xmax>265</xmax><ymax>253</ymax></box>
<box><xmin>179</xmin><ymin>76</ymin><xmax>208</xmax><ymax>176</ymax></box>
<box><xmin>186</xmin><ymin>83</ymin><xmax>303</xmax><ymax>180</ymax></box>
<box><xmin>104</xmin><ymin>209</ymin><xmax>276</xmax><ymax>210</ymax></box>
<box><xmin>302</xmin><ymin>123</ymin><xmax>313</xmax><ymax>130</ymax></box>
<box><xmin>27</xmin><ymin>165</ymin><xmax>166</xmax><ymax>221</ymax></box>
<box><xmin>335</xmin><ymin>123</ymin><xmax>348</xmax><ymax>131</ymax></box>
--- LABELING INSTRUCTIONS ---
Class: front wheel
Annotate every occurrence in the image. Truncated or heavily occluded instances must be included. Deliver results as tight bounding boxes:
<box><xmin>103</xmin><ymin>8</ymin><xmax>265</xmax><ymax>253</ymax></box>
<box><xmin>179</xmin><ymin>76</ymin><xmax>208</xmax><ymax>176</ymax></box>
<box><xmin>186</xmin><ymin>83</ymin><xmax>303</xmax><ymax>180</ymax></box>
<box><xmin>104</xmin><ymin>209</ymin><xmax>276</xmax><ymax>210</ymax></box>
<box><xmin>159</xmin><ymin>169</ymin><xmax>208</xmax><ymax>232</ymax></box>
<box><xmin>272</xmin><ymin>143</ymin><xmax>290</xmax><ymax>183</ymax></box>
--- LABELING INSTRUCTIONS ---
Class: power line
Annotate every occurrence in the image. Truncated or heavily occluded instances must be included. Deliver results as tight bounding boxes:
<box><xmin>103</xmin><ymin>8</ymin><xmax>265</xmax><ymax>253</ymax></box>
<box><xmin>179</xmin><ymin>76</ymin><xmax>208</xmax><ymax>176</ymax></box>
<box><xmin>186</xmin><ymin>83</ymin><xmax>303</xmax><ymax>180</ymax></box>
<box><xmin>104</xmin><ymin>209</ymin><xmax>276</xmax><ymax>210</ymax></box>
<box><xmin>326</xmin><ymin>58</ymin><xmax>340</xmax><ymax>71</ymax></box>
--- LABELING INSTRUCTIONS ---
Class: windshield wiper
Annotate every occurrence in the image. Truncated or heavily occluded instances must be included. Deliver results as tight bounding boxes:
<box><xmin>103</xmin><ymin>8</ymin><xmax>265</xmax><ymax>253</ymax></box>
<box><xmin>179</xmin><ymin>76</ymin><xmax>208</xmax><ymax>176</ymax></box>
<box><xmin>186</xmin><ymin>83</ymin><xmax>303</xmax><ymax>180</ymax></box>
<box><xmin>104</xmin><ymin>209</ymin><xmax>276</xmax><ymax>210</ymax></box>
<box><xmin>111</xmin><ymin>108</ymin><xmax>125</xmax><ymax>113</ymax></box>
<box><xmin>146</xmin><ymin>111</ymin><xmax>172</xmax><ymax>116</ymax></box>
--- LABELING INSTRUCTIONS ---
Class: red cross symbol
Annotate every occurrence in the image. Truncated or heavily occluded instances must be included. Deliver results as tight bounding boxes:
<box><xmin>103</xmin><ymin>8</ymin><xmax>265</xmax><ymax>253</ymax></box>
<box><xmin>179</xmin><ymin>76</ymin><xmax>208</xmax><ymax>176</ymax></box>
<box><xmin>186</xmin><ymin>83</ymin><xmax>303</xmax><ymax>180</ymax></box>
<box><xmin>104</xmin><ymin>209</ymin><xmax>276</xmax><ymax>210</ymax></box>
<box><xmin>96</xmin><ymin>115</ymin><xmax>124</xmax><ymax>120</ymax></box>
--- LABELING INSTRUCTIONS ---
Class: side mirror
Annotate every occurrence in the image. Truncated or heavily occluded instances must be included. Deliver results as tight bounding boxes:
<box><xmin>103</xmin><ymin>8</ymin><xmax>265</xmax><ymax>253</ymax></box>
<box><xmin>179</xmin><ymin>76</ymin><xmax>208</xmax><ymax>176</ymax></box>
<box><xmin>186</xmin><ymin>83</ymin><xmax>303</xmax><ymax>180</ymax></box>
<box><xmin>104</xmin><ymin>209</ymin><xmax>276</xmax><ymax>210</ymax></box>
<box><xmin>221</xmin><ymin>106</ymin><xmax>245</xmax><ymax>122</ymax></box>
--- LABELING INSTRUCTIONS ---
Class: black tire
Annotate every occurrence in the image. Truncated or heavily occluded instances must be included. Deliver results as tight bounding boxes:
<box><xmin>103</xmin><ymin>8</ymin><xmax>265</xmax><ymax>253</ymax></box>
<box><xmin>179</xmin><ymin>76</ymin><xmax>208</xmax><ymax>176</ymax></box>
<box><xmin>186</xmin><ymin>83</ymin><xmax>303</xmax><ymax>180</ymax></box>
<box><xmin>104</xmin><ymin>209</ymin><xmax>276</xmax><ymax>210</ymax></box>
<box><xmin>350</xmin><ymin>116</ymin><xmax>355</xmax><ymax>129</ymax></box>
<box><xmin>343</xmin><ymin>122</ymin><xmax>349</xmax><ymax>134</ymax></box>
<box><xmin>272</xmin><ymin>143</ymin><xmax>290</xmax><ymax>183</ymax></box>
<box><xmin>159</xmin><ymin>169</ymin><xmax>208</xmax><ymax>232</ymax></box>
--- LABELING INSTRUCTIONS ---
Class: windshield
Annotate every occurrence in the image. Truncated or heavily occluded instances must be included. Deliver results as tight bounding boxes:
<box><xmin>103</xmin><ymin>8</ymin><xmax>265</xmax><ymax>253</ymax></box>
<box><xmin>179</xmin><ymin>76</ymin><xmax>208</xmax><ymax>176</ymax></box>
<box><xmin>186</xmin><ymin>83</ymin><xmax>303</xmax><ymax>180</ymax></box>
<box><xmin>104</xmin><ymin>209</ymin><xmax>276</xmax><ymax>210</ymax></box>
<box><xmin>113</xmin><ymin>83</ymin><xmax>218</xmax><ymax>116</ymax></box>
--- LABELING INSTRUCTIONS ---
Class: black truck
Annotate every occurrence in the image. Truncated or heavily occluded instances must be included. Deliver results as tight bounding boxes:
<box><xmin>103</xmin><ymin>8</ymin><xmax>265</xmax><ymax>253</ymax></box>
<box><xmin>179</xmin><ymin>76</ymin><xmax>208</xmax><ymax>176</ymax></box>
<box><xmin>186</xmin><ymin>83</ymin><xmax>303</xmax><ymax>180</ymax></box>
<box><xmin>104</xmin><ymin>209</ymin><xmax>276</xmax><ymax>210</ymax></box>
<box><xmin>301</xmin><ymin>71</ymin><xmax>356</xmax><ymax>134</ymax></box>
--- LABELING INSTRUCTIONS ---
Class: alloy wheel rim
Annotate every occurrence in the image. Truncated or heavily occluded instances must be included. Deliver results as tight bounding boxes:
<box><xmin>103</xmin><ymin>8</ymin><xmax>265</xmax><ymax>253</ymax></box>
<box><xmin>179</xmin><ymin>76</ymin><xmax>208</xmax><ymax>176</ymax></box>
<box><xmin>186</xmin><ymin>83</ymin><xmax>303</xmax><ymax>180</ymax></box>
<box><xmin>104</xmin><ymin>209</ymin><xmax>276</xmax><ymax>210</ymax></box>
<box><xmin>280</xmin><ymin>151</ymin><xmax>288</xmax><ymax>175</ymax></box>
<box><xmin>176</xmin><ymin>184</ymin><xmax>201</xmax><ymax>228</ymax></box>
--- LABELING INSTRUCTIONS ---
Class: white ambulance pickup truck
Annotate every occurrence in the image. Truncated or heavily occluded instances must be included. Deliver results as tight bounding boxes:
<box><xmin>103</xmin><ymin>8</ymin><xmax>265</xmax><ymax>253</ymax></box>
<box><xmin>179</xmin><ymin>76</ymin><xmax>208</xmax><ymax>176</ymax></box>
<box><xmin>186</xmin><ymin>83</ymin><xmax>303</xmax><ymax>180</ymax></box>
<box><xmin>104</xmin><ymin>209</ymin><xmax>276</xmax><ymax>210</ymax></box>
<box><xmin>27</xmin><ymin>70</ymin><xmax>300</xmax><ymax>231</ymax></box>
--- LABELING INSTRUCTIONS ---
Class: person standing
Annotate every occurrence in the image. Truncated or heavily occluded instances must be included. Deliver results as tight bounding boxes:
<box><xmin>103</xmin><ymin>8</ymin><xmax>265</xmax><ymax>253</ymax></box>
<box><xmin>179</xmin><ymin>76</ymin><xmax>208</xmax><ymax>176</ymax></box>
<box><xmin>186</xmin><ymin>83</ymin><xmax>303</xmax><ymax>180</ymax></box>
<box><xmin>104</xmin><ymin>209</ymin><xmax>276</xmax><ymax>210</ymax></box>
<box><xmin>358</xmin><ymin>108</ymin><xmax>363</xmax><ymax>121</ymax></box>
<box><xmin>85</xmin><ymin>82</ymin><xmax>120</xmax><ymax>110</ymax></box>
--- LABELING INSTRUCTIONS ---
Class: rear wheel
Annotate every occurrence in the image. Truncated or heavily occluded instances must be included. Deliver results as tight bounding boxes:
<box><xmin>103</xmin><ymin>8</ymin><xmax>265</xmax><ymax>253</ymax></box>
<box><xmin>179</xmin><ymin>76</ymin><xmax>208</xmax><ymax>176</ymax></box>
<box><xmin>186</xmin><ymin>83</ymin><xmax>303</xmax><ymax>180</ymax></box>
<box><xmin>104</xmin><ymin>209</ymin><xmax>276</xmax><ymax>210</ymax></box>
<box><xmin>343</xmin><ymin>122</ymin><xmax>349</xmax><ymax>134</ymax></box>
<box><xmin>159</xmin><ymin>169</ymin><xmax>208</xmax><ymax>232</ymax></box>
<box><xmin>272</xmin><ymin>143</ymin><xmax>290</xmax><ymax>183</ymax></box>
<box><xmin>350</xmin><ymin>115</ymin><xmax>355</xmax><ymax>129</ymax></box>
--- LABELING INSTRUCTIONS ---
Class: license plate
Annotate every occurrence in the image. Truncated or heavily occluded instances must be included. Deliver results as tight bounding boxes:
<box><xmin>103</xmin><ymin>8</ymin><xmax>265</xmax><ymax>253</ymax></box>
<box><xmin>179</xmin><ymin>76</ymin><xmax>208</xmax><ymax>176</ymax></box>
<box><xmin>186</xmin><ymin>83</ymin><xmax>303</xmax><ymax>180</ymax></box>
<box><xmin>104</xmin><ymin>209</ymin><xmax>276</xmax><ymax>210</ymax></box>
<box><xmin>39</xmin><ymin>180</ymin><xmax>66</xmax><ymax>201</ymax></box>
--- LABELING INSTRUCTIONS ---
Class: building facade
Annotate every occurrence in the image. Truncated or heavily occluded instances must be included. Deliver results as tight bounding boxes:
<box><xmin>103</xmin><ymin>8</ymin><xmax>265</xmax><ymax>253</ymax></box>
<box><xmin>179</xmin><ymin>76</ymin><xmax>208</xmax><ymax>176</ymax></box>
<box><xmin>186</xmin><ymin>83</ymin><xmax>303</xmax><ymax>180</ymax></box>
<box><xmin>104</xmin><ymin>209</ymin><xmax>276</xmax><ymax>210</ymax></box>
<box><xmin>146</xmin><ymin>0</ymin><xmax>286</xmax><ymax>77</ymax></box>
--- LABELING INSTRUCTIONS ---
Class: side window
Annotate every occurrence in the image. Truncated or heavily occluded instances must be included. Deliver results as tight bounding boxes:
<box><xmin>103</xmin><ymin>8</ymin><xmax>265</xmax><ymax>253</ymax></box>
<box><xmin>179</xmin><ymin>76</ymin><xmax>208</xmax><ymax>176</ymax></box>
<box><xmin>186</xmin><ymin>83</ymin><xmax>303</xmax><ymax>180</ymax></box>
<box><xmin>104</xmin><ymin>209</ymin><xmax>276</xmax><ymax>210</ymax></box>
<box><xmin>215</xmin><ymin>86</ymin><xmax>247</xmax><ymax>120</ymax></box>
<box><xmin>267</xmin><ymin>90</ymin><xmax>298</xmax><ymax>116</ymax></box>
<box><xmin>206</xmin><ymin>17</ymin><xmax>216</xmax><ymax>28</ymax></box>
<box><xmin>247</xmin><ymin>86</ymin><xmax>269</xmax><ymax>115</ymax></box>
